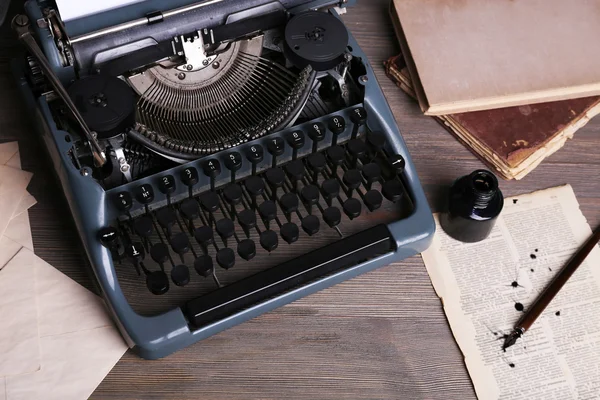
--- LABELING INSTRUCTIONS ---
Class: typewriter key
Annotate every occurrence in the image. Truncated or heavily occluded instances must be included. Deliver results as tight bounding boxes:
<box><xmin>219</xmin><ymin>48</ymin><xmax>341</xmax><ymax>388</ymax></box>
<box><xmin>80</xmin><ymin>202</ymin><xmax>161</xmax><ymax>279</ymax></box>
<box><xmin>171</xmin><ymin>265</ymin><xmax>190</xmax><ymax>287</ymax></box>
<box><xmin>224</xmin><ymin>152</ymin><xmax>243</xmax><ymax>182</ymax></box>
<box><xmin>159</xmin><ymin>175</ymin><xmax>176</xmax><ymax>196</ymax></box>
<box><xmin>150</xmin><ymin>243</ymin><xmax>170</xmax><ymax>266</ymax></box>
<box><xmin>237</xmin><ymin>239</ymin><xmax>257</xmax><ymax>261</ymax></box>
<box><xmin>362</xmin><ymin>163</ymin><xmax>382</xmax><ymax>189</ymax></box>
<box><xmin>347</xmin><ymin>139</ymin><xmax>367</xmax><ymax>166</ymax></box>
<box><xmin>281</xmin><ymin>222</ymin><xmax>300</xmax><ymax>244</ymax></box>
<box><xmin>115</xmin><ymin>192</ymin><xmax>133</xmax><ymax>213</ymax></box>
<box><xmin>285</xmin><ymin>160</ymin><xmax>305</xmax><ymax>189</ymax></box>
<box><xmin>194</xmin><ymin>255</ymin><xmax>214</xmax><ymax>278</ymax></box>
<box><xmin>201</xmin><ymin>160</ymin><xmax>220</xmax><ymax>191</ymax></box>
<box><xmin>134</xmin><ymin>184</ymin><xmax>154</xmax><ymax>205</ymax></box>
<box><xmin>260</xmin><ymin>230</ymin><xmax>279</xmax><ymax>252</ymax></box>
<box><xmin>350</xmin><ymin>107</ymin><xmax>368</xmax><ymax>139</ymax></box>
<box><xmin>216</xmin><ymin>219</ymin><xmax>236</xmax><ymax>246</ymax></box>
<box><xmin>134</xmin><ymin>216</ymin><xmax>154</xmax><ymax>238</ymax></box>
<box><xmin>125</xmin><ymin>242</ymin><xmax>145</xmax><ymax>275</ymax></box>
<box><xmin>216</xmin><ymin>248</ymin><xmax>236</xmax><ymax>270</ymax></box>
<box><xmin>156</xmin><ymin>207</ymin><xmax>177</xmax><ymax>235</ymax></box>
<box><xmin>194</xmin><ymin>226</ymin><xmax>214</xmax><ymax>249</ymax></box>
<box><xmin>238</xmin><ymin>209</ymin><xmax>257</xmax><ymax>237</ymax></box>
<box><xmin>389</xmin><ymin>155</ymin><xmax>406</xmax><ymax>176</ymax></box>
<box><xmin>170</xmin><ymin>232</ymin><xmax>191</xmax><ymax>259</ymax></box>
<box><xmin>382</xmin><ymin>180</ymin><xmax>404</xmax><ymax>203</ymax></box>
<box><xmin>259</xmin><ymin>201</ymin><xmax>278</xmax><ymax>229</ymax></box>
<box><xmin>146</xmin><ymin>270</ymin><xmax>170</xmax><ymax>295</ymax></box>
<box><xmin>280</xmin><ymin>192</ymin><xmax>299</xmax><ymax>218</ymax></box>
<box><xmin>245</xmin><ymin>145</ymin><xmax>264</xmax><ymax>175</ymax></box>
<box><xmin>343</xmin><ymin>198</ymin><xmax>362</xmax><ymax>220</ymax></box>
<box><xmin>321</xmin><ymin>179</ymin><xmax>340</xmax><ymax>207</ymax></box>
<box><xmin>267</xmin><ymin>137</ymin><xmax>285</xmax><ymax>167</ymax></box>
<box><xmin>286</xmin><ymin>130</ymin><xmax>305</xmax><ymax>160</ymax></box>
<box><xmin>98</xmin><ymin>227</ymin><xmax>119</xmax><ymax>250</ymax></box>
<box><xmin>364</xmin><ymin>190</ymin><xmax>383</xmax><ymax>212</ymax></box>
<box><xmin>301</xmin><ymin>215</ymin><xmax>320</xmax><ymax>236</ymax></box>
<box><xmin>328</xmin><ymin>116</ymin><xmax>346</xmax><ymax>146</ymax></box>
<box><xmin>323</xmin><ymin>207</ymin><xmax>342</xmax><ymax>229</ymax></box>
<box><xmin>307</xmin><ymin>122</ymin><xmax>326</xmax><ymax>152</ymax></box>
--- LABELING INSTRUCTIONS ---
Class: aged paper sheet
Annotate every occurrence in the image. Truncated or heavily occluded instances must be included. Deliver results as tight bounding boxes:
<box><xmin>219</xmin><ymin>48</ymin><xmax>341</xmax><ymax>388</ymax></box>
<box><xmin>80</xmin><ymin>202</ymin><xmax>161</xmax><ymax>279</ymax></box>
<box><xmin>0</xmin><ymin>249</ymin><xmax>40</xmax><ymax>377</ymax></box>
<box><xmin>422</xmin><ymin>185</ymin><xmax>600</xmax><ymax>399</ymax></box>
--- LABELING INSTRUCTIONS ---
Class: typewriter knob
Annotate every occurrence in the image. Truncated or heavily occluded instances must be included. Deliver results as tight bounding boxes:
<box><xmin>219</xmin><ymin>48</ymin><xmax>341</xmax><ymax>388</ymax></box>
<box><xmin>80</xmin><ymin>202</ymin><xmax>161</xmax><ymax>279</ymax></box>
<box><xmin>246</xmin><ymin>145</ymin><xmax>264</xmax><ymax>164</ymax></box>
<box><xmin>115</xmin><ymin>192</ymin><xmax>133</xmax><ymax>213</ymax></box>
<box><xmin>224</xmin><ymin>184</ymin><xmax>243</xmax><ymax>206</ymax></box>
<box><xmin>259</xmin><ymin>201</ymin><xmax>278</xmax><ymax>224</ymax></box>
<box><xmin>200</xmin><ymin>192</ymin><xmax>220</xmax><ymax>213</ymax></box>
<box><xmin>238</xmin><ymin>209</ymin><xmax>257</xmax><ymax>236</ymax></box>
<box><xmin>179</xmin><ymin>198</ymin><xmax>200</xmax><ymax>221</ymax></box>
<box><xmin>244</xmin><ymin>176</ymin><xmax>265</xmax><ymax>198</ymax></box>
<box><xmin>159</xmin><ymin>175</ymin><xmax>176</xmax><ymax>195</ymax></box>
<box><xmin>126</xmin><ymin>242</ymin><xmax>145</xmax><ymax>263</ymax></box>
<box><xmin>321</xmin><ymin>179</ymin><xmax>340</xmax><ymax>206</ymax></box>
<box><xmin>216</xmin><ymin>219</ymin><xmax>236</xmax><ymax>242</ymax></box>
<box><xmin>343</xmin><ymin>169</ymin><xmax>363</xmax><ymax>191</ymax></box>
<box><xmin>156</xmin><ymin>207</ymin><xmax>177</xmax><ymax>233</ymax></box>
<box><xmin>170</xmin><ymin>232</ymin><xmax>191</xmax><ymax>257</ymax></box>
<box><xmin>326</xmin><ymin>145</ymin><xmax>346</xmax><ymax>173</ymax></box>
<box><xmin>134</xmin><ymin>184</ymin><xmax>154</xmax><ymax>204</ymax></box>
<box><xmin>347</xmin><ymin>139</ymin><xmax>367</xmax><ymax>164</ymax></box>
<box><xmin>134</xmin><ymin>216</ymin><xmax>154</xmax><ymax>238</ymax></box>
<box><xmin>301</xmin><ymin>185</ymin><xmax>320</xmax><ymax>207</ymax></box>
<box><xmin>202</xmin><ymin>160</ymin><xmax>221</xmax><ymax>179</ymax></box>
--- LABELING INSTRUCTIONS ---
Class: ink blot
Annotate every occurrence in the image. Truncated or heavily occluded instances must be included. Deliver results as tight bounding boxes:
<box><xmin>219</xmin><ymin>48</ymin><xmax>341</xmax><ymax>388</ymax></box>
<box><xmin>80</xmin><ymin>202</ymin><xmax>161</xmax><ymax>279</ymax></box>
<box><xmin>509</xmin><ymin>363</ymin><xmax>515</xmax><ymax>368</ymax></box>
<box><xmin>535</xmin><ymin>249</ymin><xmax>539</xmax><ymax>252</ymax></box>
<box><xmin>530</xmin><ymin>268</ymin><xmax>535</xmax><ymax>272</ymax></box>
<box><xmin>549</xmin><ymin>267</ymin><xmax>553</xmax><ymax>272</ymax></box>
<box><xmin>511</xmin><ymin>281</ymin><xmax>519</xmax><ymax>288</ymax></box>
<box><xmin>555</xmin><ymin>311</ymin><xmax>561</xmax><ymax>316</ymax></box>
<box><xmin>513</xmin><ymin>199</ymin><xmax>518</xmax><ymax>204</ymax></box>
<box><xmin>515</xmin><ymin>302</ymin><xmax>524</xmax><ymax>312</ymax></box>
<box><xmin>493</xmin><ymin>332</ymin><xmax>498</xmax><ymax>336</ymax></box>
<box><xmin>530</xmin><ymin>254</ymin><xmax>537</xmax><ymax>259</ymax></box>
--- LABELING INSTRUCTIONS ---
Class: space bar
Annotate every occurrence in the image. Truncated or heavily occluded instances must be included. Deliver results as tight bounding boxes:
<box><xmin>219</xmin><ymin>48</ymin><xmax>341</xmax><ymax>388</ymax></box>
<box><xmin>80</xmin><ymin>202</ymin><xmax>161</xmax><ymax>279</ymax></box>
<box><xmin>185</xmin><ymin>225</ymin><xmax>396</xmax><ymax>328</ymax></box>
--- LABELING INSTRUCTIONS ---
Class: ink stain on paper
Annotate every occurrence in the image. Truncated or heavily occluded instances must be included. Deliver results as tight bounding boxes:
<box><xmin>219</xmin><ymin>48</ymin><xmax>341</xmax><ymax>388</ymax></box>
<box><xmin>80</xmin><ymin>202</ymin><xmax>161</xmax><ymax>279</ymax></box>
<box><xmin>535</xmin><ymin>249</ymin><xmax>539</xmax><ymax>252</ymax></box>
<box><xmin>515</xmin><ymin>302</ymin><xmax>525</xmax><ymax>312</ymax></box>
<box><xmin>511</xmin><ymin>281</ymin><xmax>519</xmax><ymax>288</ymax></box>
<box><xmin>509</xmin><ymin>363</ymin><xmax>515</xmax><ymax>368</ymax></box>
<box><xmin>530</xmin><ymin>254</ymin><xmax>537</xmax><ymax>259</ymax></box>
<box><xmin>555</xmin><ymin>311</ymin><xmax>561</xmax><ymax>316</ymax></box>
<box><xmin>530</xmin><ymin>268</ymin><xmax>535</xmax><ymax>272</ymax></box>
<box><xmin>513</xmin><ymin>199</ymin><xmax>518</xmax><ymax>204</ymax></box>
<box><xmin>549</xmin><ymin>267</ymin><xmax>553</xmax><ymax>272</ymax></box>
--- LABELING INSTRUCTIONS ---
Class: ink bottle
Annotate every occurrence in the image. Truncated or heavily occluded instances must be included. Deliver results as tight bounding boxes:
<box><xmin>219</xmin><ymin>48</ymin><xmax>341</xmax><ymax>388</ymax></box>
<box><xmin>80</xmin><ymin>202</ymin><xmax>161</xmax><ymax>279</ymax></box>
<box><xmin>440</xmin><ymin>169</ymin><xmax>504</xmax><ymax>243</ymax></box>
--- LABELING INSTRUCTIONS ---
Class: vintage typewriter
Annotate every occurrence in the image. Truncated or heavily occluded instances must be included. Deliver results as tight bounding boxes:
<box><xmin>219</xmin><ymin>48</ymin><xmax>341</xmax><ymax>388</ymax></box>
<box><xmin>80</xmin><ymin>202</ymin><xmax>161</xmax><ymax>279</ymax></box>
<box><xmin>12</xmin><ymin>0</ymin><xmax>434</xmax><ymax>359</ymax></box>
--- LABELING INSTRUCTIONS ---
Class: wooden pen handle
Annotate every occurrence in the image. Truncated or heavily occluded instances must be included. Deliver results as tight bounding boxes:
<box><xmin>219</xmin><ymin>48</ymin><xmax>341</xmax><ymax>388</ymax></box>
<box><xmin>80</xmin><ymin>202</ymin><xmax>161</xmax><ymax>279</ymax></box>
<box><xmin>518</xmin><ymin>226</ymin><xmax>600</xmax><ymax>332</ymax></box>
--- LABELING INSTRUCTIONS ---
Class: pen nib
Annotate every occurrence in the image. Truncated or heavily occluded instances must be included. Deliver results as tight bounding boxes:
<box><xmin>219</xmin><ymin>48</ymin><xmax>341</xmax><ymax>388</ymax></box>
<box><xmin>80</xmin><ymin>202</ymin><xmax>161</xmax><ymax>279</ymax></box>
<box><xmin>502</xmin><ymin>329</ymin><xmax>523</xmax><ymax>351</ymax></box>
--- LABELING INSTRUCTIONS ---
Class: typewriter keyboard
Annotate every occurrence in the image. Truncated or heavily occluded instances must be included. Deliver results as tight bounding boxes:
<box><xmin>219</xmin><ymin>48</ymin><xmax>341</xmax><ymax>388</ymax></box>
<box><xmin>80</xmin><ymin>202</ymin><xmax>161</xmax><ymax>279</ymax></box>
<box><xmin>99</xmin><ymin>107</ymin><xmax>414</xmax><ymax>315</ymax></box>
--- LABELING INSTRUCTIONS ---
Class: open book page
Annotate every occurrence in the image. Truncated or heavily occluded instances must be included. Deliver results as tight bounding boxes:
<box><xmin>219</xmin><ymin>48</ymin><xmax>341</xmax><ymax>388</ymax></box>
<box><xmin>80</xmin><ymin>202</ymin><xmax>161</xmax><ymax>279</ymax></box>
<box><xmin>422</xmin><ymin>185</ymin><xmax>600</xmax><ymax>400</ymax></box>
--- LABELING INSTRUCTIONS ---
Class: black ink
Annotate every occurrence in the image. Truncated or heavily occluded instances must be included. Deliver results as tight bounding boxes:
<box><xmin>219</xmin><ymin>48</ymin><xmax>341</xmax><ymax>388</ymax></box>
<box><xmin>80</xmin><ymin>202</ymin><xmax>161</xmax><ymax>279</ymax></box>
<box><xmin>530</xmin><ymin>254</ymin><xmax>537</xmax><ymax>259</ymax></box>
<box><xmin>535</xmin><ymin>249</ymin><xmax>539</xmax><ymax>252</ymax></box>
<box><xmin>555</xmin><ymin>311</ymin><xmax>561</xmax><ymax>316</ymax></box>
<box><xmin>493</xmin><ymin>332</ymin><xmax>499</xmax><ymax>336</ymax></box>
<box><xmin>509</xmin><ymin>363</ymin><xmax>515</xmax><ymax>368</ymax></box>
<box><xmin>530</xmin><ymin>268</ymin><xmax>535</xmax><ymax>272</ymax></box>
<box><xmin>515</xmin><ymin>302</ymin><xmax>524</xmax><ymax>312</ymax></box>
<box><xmin>511</xmin><ymin>281</ymin><xmax>519</xmax><ymax>288</ymax></box>
<box><xmin>549</xmin><ymin>267</ymin><xmax>553</xmax><ymax>272</ymax></box>
<box><xmin>513</xmin><ymin>199</ymin><xmax>518</xmax><ymax>204</ymax></box>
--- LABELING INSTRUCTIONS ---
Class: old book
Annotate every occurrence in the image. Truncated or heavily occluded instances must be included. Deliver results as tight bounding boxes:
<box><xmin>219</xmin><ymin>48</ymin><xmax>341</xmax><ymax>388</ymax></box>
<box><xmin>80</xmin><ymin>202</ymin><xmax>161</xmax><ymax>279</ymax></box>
<box><xmin>391</xmin><ymin>0</ymin><xmax>600</xmax><ymax>115</ymax></box>
<box><xmin>421</xmin><ymin>185</ymin><xmax>600</xmax><ymax>399</ymax></box>
<box><xmin>384</xmin><ymin>54</ymin><xmax>600</xmax><ymax>180</ymax></box>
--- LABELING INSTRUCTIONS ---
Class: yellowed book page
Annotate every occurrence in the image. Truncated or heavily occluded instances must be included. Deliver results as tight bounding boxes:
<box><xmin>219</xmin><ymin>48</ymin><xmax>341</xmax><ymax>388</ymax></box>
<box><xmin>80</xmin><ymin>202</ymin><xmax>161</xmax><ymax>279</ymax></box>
<box><xmin>422</xmin><ymin>185</ymin><xmax>600</xmax><ymax>399</ymax></box>
<box><xmin>0</xmin><ymin>248</ymin><xmax>41</xmax><ymax>377</ymax></box>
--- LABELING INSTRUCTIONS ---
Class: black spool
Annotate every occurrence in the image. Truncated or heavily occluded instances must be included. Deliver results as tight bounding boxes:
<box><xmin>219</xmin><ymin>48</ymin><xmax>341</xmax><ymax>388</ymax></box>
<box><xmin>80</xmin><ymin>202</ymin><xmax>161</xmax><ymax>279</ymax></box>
<box><xmin>67</xmin><ymin>75</ymin><xmax>136</xmax><ymax>139</ymax></box>
<box><xmin>284</xmin><ymin>11</ymin><xmax>349</xmax><ymax>71</ymax></box>
<box><xmin>440</xmin><ymin>170</ymin><xmax>504</xmax><ymax>243</ymax></box>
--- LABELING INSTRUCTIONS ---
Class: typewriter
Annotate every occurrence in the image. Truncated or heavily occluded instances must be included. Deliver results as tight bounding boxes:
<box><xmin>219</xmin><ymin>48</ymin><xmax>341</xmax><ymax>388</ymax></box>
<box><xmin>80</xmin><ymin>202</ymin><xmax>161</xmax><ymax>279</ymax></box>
<box><xmin>12</xmin><ymin>0</ymin><xmax>434</xmax><ymax>359</ymax></box>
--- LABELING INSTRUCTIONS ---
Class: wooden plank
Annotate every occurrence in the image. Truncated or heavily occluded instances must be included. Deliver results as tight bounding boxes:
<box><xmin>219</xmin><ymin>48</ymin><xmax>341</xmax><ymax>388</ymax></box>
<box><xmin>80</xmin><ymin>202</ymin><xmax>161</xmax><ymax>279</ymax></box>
<box><xmin>0</xmin><ymin>1</ymin><xmax>597</xmax><ymax>399</ymax></box>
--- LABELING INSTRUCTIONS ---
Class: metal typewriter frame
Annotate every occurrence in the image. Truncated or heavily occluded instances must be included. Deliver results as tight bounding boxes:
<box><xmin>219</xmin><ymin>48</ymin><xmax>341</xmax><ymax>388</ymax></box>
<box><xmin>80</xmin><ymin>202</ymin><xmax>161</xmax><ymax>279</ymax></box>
<box><xmin>14</xmin><ymin>0</ymin><xmax>435</xmax><ymax>359</ymax></box>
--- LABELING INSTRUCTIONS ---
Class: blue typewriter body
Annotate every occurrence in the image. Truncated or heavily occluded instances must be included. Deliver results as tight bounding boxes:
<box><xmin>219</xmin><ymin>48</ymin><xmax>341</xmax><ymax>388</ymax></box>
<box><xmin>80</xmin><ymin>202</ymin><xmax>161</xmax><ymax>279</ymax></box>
<box><xmin>14</xmin><ymin>0</ymin><xmax>434</xmax><ymax>359</ymax></box>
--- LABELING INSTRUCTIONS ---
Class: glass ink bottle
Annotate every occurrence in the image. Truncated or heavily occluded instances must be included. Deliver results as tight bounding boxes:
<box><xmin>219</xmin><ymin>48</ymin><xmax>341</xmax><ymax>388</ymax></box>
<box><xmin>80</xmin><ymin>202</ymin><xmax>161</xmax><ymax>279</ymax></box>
<box><xmin>440</xmin><ymin>169</ymin><xmax>504</xmax><ymax>243</ymax></box>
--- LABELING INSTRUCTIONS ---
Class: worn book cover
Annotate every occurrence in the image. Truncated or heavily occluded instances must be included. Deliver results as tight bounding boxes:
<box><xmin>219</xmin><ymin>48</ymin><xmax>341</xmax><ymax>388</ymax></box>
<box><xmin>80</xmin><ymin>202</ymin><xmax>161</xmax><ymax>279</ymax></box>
<box><xmin>391</xmin><ymin>0</ymin><xmax>600</xmax><ymax>115</ymax></box>
<box><xmin>384</xmin><ymin>54</ymin><xmax>600</xmax><ymax>180</ymax></box>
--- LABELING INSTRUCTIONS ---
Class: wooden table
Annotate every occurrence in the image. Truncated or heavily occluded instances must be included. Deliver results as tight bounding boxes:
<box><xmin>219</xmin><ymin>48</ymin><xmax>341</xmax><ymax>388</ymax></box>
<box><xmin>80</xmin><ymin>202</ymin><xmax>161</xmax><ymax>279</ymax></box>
<box><xmin>1</xmin><ymin>1</ymin><xmax>598</xmax><ymax>399</ymax></box>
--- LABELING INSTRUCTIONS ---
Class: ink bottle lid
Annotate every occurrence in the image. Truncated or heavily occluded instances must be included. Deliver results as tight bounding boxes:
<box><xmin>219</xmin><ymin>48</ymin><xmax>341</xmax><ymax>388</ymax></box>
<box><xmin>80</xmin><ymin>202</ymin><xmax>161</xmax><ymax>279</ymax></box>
<box><xmin>440</xmin><ymin>169</ymin><xmax>504</xmax><ymax>243</ymax></box>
